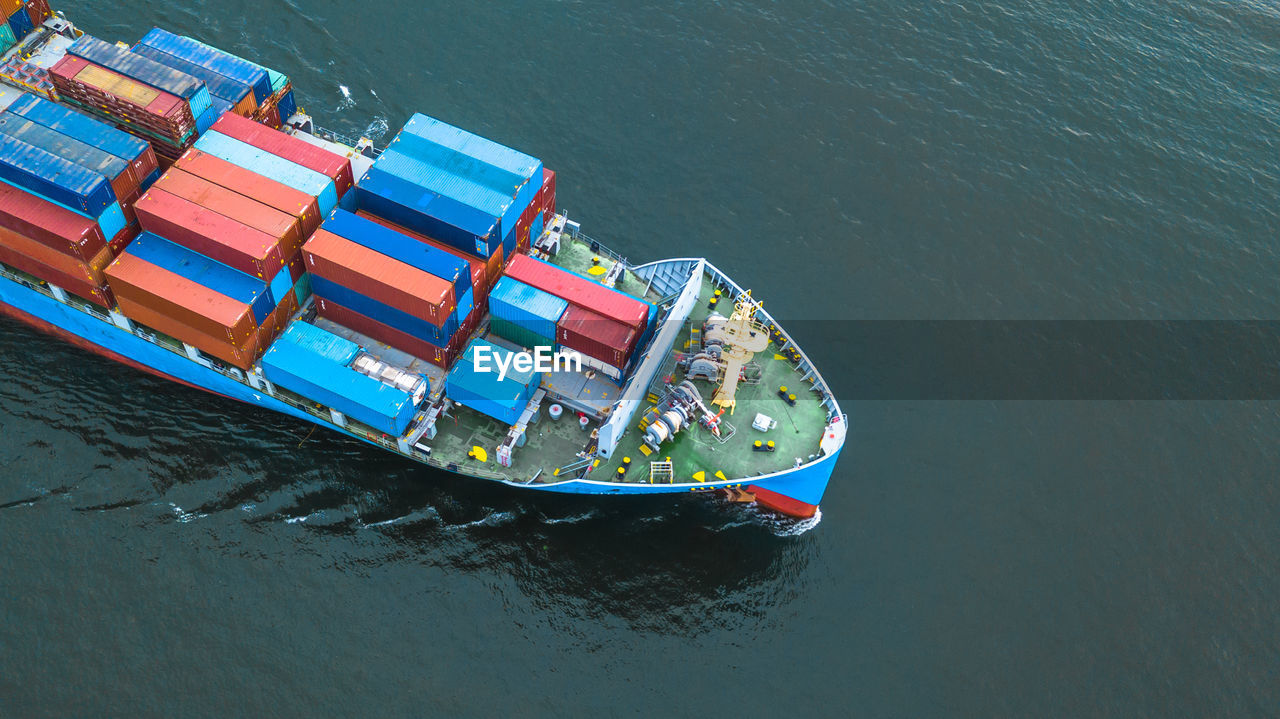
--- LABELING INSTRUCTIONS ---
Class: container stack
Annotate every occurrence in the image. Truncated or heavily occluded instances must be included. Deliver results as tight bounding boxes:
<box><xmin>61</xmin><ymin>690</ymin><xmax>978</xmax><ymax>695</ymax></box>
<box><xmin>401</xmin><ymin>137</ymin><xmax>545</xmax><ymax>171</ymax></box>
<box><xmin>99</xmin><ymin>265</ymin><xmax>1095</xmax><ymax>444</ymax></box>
<box><xmin>150</xmin><ymin>30</ymin><xmax>296</xmax><ymax>129</ymax></box>
<box><xmin>444</xmin><ymin>338</ymin><xmax>544</xmax><ymax>426</ymax></box>
<box><xmin>48</xmin><ymin>34</ymin><xmax>212</xmax><ymax>162</ymax></box>
<box><xmin>486</xmin><ymin>275</ymin><xmax>566</xmax><ymax>352</ymax></box>
<box><xmin>131</xmin><ymin>29</ymin><xmax>273</xmax><ymax>133</ymax></box>
<box><xmin>504</xmin><ymin>253</ymin><xmax>652</xmax><ymax>379</ymax></box>
<box><xmin>262</xmin><ymin>321</ymin><xmax>418</xmax><ymax>436</ymax></box>
<box><xmin>0</xmin><ymin>0</ymin><xmax>49</xmax><ymax>54</ymax></box>
<box><xmin>304</xmin><ymin>209</ymin><xmax>478</xmax><ymax>369</ymax></box>
<box><xmin>351</xmin><ymin>113</ymin><xmax>542</xmax><ymax>265</ymax></box>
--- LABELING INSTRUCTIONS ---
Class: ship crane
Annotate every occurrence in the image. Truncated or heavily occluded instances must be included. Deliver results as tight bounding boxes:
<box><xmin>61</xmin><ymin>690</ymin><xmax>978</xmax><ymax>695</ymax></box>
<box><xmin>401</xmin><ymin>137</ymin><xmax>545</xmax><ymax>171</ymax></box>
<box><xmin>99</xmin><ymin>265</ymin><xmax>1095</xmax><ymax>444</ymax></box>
<box><xmin>709</xmin><ymin>290</ymin><xmax>769</xmax><ymax>414</ymax></box>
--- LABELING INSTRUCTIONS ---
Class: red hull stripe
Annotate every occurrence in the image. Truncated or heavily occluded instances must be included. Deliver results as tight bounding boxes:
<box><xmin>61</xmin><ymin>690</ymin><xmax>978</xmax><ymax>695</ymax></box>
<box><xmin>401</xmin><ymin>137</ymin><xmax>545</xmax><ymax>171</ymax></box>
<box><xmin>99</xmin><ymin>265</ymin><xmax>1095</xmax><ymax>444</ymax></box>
<box><xmin>748</xmin><ymin>484</ymin><xmax>819</xmax><ymax>519</ymax></box>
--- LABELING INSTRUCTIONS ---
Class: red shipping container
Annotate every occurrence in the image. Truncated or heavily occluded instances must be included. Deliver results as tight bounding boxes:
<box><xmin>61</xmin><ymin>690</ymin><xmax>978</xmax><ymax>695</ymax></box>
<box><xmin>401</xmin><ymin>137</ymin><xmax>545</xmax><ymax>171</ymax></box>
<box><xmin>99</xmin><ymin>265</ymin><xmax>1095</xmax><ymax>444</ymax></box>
<box><xmin>108</xmin><ymin>223</ymin><xmax>140</xmax><ymax>255</ymax></box>
<box><xmin>0</xmin><ymin>179</ymin><xmax>107</xmax><ymax>260</ymax></box>
<box><xmin>134</xmin><ymin>188</ymin><xmax>285</xmax><ymax>280</ymax></box>
<box><xmin>556</xmin><ymin>304</ymin><xmax>638</xmax><ymax>368</ymax></box>
<box><xmin>155</xmin><ymin>168</ymin><xmax>304</xmax><ymax>254</ymax></box>
<box><xmin>314</xmin><ymin>295</ymin><xmax>475</xmax><ymax>370</ymax></box>
<box><xmin>117</xmin><ymin>295</ymin><xmax>260</xmax><ymax>370</ymax></box>
<box><xmin>49</xmin><ymin>56</ymin><xmax>192</xmax><ymax>131</ymax></box>
<box><xmin>505</xmin><ymin>254</ymin><xmax>648</xmax><ymax>331</ymax></box>
<box><xmin>302</xmin><ymin>229</ymin><xmax>455</xmax><ymax>326</ymax></box>
<box><xmin>541</xmin><ymin>169</ymin><xmax>556</xmax><ymax>218</ymax></box>
<box><xmin>354</xmin><ymin>210</ymin><xmax>487</xmax><ymax>298</ymax></box>
<box><xmin>106</xmin><ymin>252</ymin><xmax>258</xmax><ymax>345</ymax></box>
<box><xmin>27</xmin><ymin>0</ymin><xmax>53</xmax><ymax>27</ymax></box>
<box><xmin>286</xmin><ymin>253</ymin><xmax>305</xmax><ymax>283</ymax></box>
<box><xmin>0</xmin><ymin>224</ymin><xmax>112</xmax><ymax>285</ymax></box>
<box><xmin>174</xmin><ymin>148</ymin><xmax>322</xmax><ymax>235</ymax></box>
<box><xmin>210</xmin><ymin>113</ymin><xmax>353</xmax><ymax>196</ymax></box>
<box><xmin>0</xmin><ymin>228</ymin><xmax>114</xmax><ymax>308</ymax></box>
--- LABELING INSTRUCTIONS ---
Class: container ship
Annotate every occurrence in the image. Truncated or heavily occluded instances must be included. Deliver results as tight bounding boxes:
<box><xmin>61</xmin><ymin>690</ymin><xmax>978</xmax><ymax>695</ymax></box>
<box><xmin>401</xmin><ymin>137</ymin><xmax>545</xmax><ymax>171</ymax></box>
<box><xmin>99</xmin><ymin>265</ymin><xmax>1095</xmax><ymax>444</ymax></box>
<box><xmin>0</xmin><ymin>3</ymin><xmax>845</xmax><ymax>519</ymax></box>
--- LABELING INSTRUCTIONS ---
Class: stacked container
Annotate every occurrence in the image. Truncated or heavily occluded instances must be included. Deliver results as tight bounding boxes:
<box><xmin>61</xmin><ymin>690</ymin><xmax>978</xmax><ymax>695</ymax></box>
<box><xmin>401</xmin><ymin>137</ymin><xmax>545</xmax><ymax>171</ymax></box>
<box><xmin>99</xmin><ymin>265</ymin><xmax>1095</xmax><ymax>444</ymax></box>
<box><xmin>132</xmin><ymin>28</ymin><xmax>271</xmax><ymax>130</ymax></box>
<box><xmin>444</xmin><ymin>338</ymin><xmax>543</xmax><ymax>426</ymax></box>
<box><xmin>1</xmin><ymin>0</ymin><xmax>47</xmax><ymax>53</ymax></box>
<box><xmin>486</xmin><ymin>276</ymin><xmax>566</xmax><ymax>351</ymax></box>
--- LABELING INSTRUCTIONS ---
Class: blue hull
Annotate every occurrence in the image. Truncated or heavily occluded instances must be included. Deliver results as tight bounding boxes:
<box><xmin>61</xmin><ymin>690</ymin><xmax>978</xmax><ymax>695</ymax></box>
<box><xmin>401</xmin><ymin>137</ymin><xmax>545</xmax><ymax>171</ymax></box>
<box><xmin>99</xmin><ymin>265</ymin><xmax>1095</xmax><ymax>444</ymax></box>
<box><xmin>0</xmin><ymin>272</ymin><xmax>837</xmax><ymax>512</ymax></box>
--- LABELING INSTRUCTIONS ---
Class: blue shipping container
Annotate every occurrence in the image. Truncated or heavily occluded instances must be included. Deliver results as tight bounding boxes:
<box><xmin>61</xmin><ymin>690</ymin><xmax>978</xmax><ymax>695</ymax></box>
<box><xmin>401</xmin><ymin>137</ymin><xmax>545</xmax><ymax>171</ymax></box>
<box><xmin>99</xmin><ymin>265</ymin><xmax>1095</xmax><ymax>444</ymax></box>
<box><xmin>69</xmin><ymin>35</ymin><xmax>212</xmax><ymax>118</ymax></box>
<box><xmin>267</xmin><ymin>266</ymin><xmax>293</xmax><ymax>309</ymax></box>
<box><xmin>385</xmin><ymin>133</ymin><xmax>521</xmax><ymax>211</ymax></box>
<box><xmin>195</xmin><ymin>97</ymin><xmax>231</xmax><ymax>135</ymax></box>
<box><xmin>127</xmin><ymin>233</ymin><xmax>274</xmax><ymax>326</ymax></box>
<box><xmin>292</xmin><ymin>272</ymin><xmax>312</xmax><ymax>306</ymax></box>
<box><xmin>309</xmin><ymin>274</ymin><xmax>454</xmax><ymax>346</ymax></box>
<box><xmin>452</xmin><ymin>286</ymin><xmax>474</xmax><ymax>329</ymax></box>
<box><xmin>0</xmin><ymin>132</ymin><xmax>116</xmax><ymax>215</ymax></box>
<box><xmin>0</xmin><ymin>114</ymin><xmax>129</xmax><ymax>185</ymax></box>
<box><xmin>6</xmin><ymin>94</ymin><xmax>151</xmax><ymax>170</ymax></box>
<box><xmin>131</xmin><ymin>44</ymin><xmax>252</xmax><ymax>106</ymax></box>
<box><xmin>276</xmin><ymin>90</ymin><xmax>296</xmax><ymax>122</ymax></box>
<box><xmin>374</xmin><ymin>147</ymin><xmax>516</xmax><ymax>236</ymax></box>
<box><xmin>402</xmin><ymin>113</ymin><xmax>541</xmax><ymax>181</ymax></box>
<box><xmin>138</xmin><ymin>28</ymin><xmax>272</xmax><ymax>104</ymax></box>
<box><xmin>530</xmin><ymin>212</ymin><xmax>544</xmax><ymax>245</ymax></box>
<box><xmin>322</xmin><ymin>209</ymin><xmax>470</xmax><ymax>292</ymax></box>
<box><xmin>8</xmin><ymin>6</ymin><xmax>35</xmax><ymax>41</ymax></box>
<box><xmin>195</xmin><ymin>130</ymin><xmax>337</xmax><ymax>214</ymax></box>
<box><xmin>142</xmin><ymin>167</ymin><xmax>162</xmax><ymax>189</ymax></box>
<box><xmin>488</xmin><ymin>276</ymin><xmax>567</xmax><ymax>343</ymax></box>
<box><xmin>356</xmin><ymin>168</ymin><xmax>499</xmax><ymax>258</ymax></box>
<box><xmin>276</xmin><ymin>320</ymin><xmax>361</xmax><ymax>366</ymax></box>
<box><xmin>261</xmin><ymin>340</ymin><xmax>415</xmax><ymax>435</ymax></box>
<box><xmin>445</xmin><ymin>338</ymin><xmax>542</xmax><ymax>426</ymax></box>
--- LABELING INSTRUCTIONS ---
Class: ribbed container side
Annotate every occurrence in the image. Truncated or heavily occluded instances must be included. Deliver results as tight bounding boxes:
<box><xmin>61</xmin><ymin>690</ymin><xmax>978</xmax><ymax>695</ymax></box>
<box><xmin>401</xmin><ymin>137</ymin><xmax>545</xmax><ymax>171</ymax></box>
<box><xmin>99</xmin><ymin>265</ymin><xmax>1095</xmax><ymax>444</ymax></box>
<box><xmin>505</xmin><ymin>254</ymin><xmax>649</xmax><ymax>331</ymax></box>
<box><xmin>0</xmin><ymin>223</ymin><xmax>111</xmax><ymax>286</ymax></box>
<box><xmin>313</xmin><ymin>295</ymin><xmax>444</xmax><ymax>368</ymax></box>
<box><xmin>292</xmin><ymin>271</ymin><xmax>311</xmax><ymax>305</ymax></box>
<box><xmin>26</xmin><ymin>0</ymin><xmax>52</xmax><ymax>27</ymax></box>
<box><xmin>68</xmin><ymin>35</ymin><xmax>210</xmax><ymax>113</ymax></box>
<box><xmin>7</xmin><ymin>94</ymin><xmax>158</xmax><ymax>180</ymax></box>
<box><xmin>0</xmin><ymin>178</ymin><xmax>107</xmax><ymax>259</ymax></box>
<box><xmin>488</xmin><ymin>276</ymin><xmax>567</xmax><ymax>343</ymax></box>
<box><xmin>261</xmin><ymin>339</ymin><xmax>416</xmax><ymax>435</ymax></box>
<box><xmin>355</xmin><ymin>168</ymin><xmax>499</xmax><ymax>257</ymax></box>
<box><xmin>489</xmin><ymin>318</ymin><xmax>553</xmax><ymax>353</ymax></box>
<box><xmin>540</xmin><ymin>168</ymin><xmax>556</xmax><ymax>218</ymax></box>
<box><xmin>322</xmin><ymin>209</ymin><xmax>469</xmax><ymax>292</ymax></box>
<box><xmin>389</xmin><ymin>130</ymin><xmax>526</xmax><ymax>196</ymax></box>
<box><xmin>268</xmin><ymin>266</ymin><xmax>292</xmax><ymax>308</ymax></box>
<box><xmin>556</xmin><ymin>304</ymin><xmax>638</xmax><ymax>368</ymax></box>
<box><xmin>352</xmin><ymin>210</ymin><xmax>488</xmax><ymax>296</ymax></box>
<box><xmin>276</xmin><ymin>90</ymin><xmax>296</xmax><ymax>123</ymax></box>
<box><xmin>134</xmin><ymin>188</ymin><xmax>284</xmax><ymax>279</ymax></box>
<box><xmin>126</xmin><ymin>232</ymin><xmax>273</xmax><ymax>326</ymax></box>
<box><xmin>137</xmin><ymin>28</ymin><xmax>271</xmax><ymax>104</ymax></box>
<box><xmin>0</xmin><ymin>229</ymin><xmax>114</xmax><ymax>308</ymax></box>
<box><xmin>174</xmin><ymin>148</ymin><xmax>321</xmax><ymax>235</ymax></box>
<box><xmin>195</xmin><ymin>130</ymin><xmax>336</xmax><ymax>214</ymax></box>
<box><xmin>445</xmin><ymin>338</ymin><xmax>541</xmax><ymax>425</ymax></box>
<box><xmin>0</xmin><ymin>130</ymin><xmax>116</xmax><ymax>215</ymax></box>
<box><xmin>308</xmin><ymin>274</ymin><xmax>453</xmax><ymax>346</ymax></box>
<box><xmin>196</xmin><ymin>97</ymin><xmax>231</xmax><ymax>135</ymax></box>
<box><xmin>277</xmin><ymin>320</ymin><xmax>361</xmax><ymax>366</ymax></box>
<box><xmin>48</xmin><ymin>55</ymin><xmax>192</xmax><ymax>137</ymax></box>
<box><xmin>117</xmin><ymin>294</ymin><xmax>260</xmax><ymax>369</ymax></box>
<box><xmin>401</xmin><ymin>113</ymin><xmax>541</xmax><ymax>180</ymax></box>
<box><xmin>376</xmin><ymin>142</ymin><xmax>515</xmax><ymax>222</ymax></box>
<box><xmin>302</xmin><ymin>229</ymin><xmax>455</xmax><ymax>325</ymax></box>
<box><xmin>0</xmin><ymin>22</ymin><xmax>13</xmax><ymax>53</ymax></box>
<box><xmin>105</xmin><ymin>252</ymin><xmax>257</xmax><ymax>344</ymax></box>
<box><xmin>8</xmin><ymin>5</ymin><xmax>35</xmax><ymax>41</ymax></box>
<box><xmin>211</xmin><ymin>112</ymin><xmax>353</xmax><ymax>196</ymax></box>
<box><xmin>156</xmin><ymin>167</ymin><xmax>301</xmax><ymax>252</ymax></box>
<box><xmin>0</xmin><ymin>114</ymin><xmax>136</xmax><ymax>200</ymax></box>
<box><xmin>130</xmin><ymin>44</ymin><xmax>251</xmax><ymax>107</ymax></box>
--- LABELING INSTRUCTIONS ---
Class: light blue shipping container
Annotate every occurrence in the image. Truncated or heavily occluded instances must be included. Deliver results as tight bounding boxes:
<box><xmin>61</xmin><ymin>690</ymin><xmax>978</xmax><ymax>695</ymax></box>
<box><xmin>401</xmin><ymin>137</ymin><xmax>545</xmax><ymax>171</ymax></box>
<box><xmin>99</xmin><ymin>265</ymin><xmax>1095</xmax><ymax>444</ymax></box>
<box><xmin>138</xmin><ymin>28</ymin><xmax>272</xmax><ymax>104</ymax></box>
<box><xmin>127</xmin><ymin>232</ymin><xmax>274</xmax><ymax>326</ymax></box>
<box><xmin>488</xmin><ymin>276</ymin><xmax>567</xmax><ymax>343</ymax></box>
<box><xmin>309</xmin><ymin>274</ymin><xmax>454</xmax><ymax>346</ymax></box>
<box><xmin>195</xmin><ymin>97</ymin><xmax>231</xmax><ymax>135</ymax></box>
<box><xmin>445</xmin><ymin>338</ymin><xmax>542</xmax><ymax>426</ymax></box>
<box><xmin>261</xmin><ymin>340</ymin><xmax>415</xmax><ymax>435</ymax></box>
<box><xmin>276</xmin><ymin>321</ymin><xmax>361</xmax><ymax>366</ymax></box>
<box><xmin>452</xmin><ymin>286</ymin><xmax>474</xmax><ymax>329</ymax></box>
<box><xmin>69</xmin><ymin>35</ymin><xmax>212</xmax><ymax>118</ymax></box>
<box><xmin>6</xmin><ymin>94</ymin><xmax>151</xmax><ymax>170</ymax></box>
<box><xmin>0</xmin><ymin>132</ymin><xmax>116</xmax><ymax>215</ymax></box>
<box><xmin>402</xmin><ymin>113</ymin><xmax>541</xmax><ymax>180</ymax></box>
<box><xmin>322</xmin><ymin>209</ymin><xmax>470</xmax><ymax>292</ymax></box>
<box><xmin>355</xmin><ymin>168</ymin><xmax>500</xmax><ymax>258</ymax></box>
<box><xmin>0</xmin><ymin>19</ymin><xmax>15</xmax><ymax>53</ymax></box>
<box><xmin>195</xmin><ymin>130</ymin><xmax>337</xmax><ymax>214</ymax></box>
<box><xmin>0</xmin><ymin>114</ymin><xmax>130</xmax><ymax>185</ymax></box>
<box><xmin>267</xmin><ymin>266</ymin><xmax>293</xmax><ymax>309</ymax></box>
<box><xmin>530</xmin><ymin>212</ymin><xmax>544</xmax><ymax>244</ymax></box>
<box><xmin>375</xmin><ymin>144</ymin><xmax>517</xmax><ymax>236</ymax></box>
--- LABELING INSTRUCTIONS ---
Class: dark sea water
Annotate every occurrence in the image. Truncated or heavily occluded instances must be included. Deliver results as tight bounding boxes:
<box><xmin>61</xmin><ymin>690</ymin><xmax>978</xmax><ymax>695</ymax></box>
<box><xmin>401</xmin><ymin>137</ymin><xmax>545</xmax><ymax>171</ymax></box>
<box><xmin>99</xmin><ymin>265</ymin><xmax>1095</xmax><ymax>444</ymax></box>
<box><xmin>3</xmin><ymin>1</ymin><xmax>1279</xmax><ymax>716</ymax></box>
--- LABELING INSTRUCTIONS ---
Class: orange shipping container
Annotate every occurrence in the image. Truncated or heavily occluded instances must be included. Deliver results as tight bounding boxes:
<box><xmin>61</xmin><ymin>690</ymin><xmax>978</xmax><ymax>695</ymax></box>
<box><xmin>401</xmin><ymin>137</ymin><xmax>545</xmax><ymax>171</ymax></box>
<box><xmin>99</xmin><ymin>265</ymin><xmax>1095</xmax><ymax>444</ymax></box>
<box><xmin>302</xmin><ymin>229</ymin><xmax>455</xmax><ymax>327</ymax></box>
<box><xmin>105</xmin><ymin>251</ymin><xmax>257</xmax><ymax>345</ymax></box>
<box><xmin>117</xmin><ymin>295</ymin><xmax>260</xmax><ymax>370</ymax></box>
<box><xmin>154</xmin><ymin>168</ymin><xmax>304</xmax><ymax>254</ymax></box>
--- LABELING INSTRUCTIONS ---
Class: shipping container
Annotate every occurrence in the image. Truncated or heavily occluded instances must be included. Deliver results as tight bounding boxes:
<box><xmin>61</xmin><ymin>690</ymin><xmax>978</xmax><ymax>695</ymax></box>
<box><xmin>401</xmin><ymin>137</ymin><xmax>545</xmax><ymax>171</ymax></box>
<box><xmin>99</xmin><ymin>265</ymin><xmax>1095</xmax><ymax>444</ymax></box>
<box><xmin>303</xmin><ymin>229</ymin><xmax>455</xmax><ymax>325</ymax></box>
<box><xmin>105</xmin><ymin>251</ymin><xmax>257</xmax><ymax>344</ymax></box>
<box><xmin>313</xmin><ymin>295</ymin><xmax>463</xmax><ymax>370</ymax></box>
<box><xmin>26</xmin><ymin>0</ymin><xmax>52</xmax><ymax>28</ymax></box>
<box><xmin>0</xmin><ymin>21</ymin><xmax>13</xmax><ymax>54</ymax></box>
<box><xmin>133</xmin><ymin>188</ymin><xmax>284</xmax><ymax>279</ymax></box>
<box><xmin>322</xmin><ymin>208</ymin><xmax>469</xmax><ymax>292</ymax></box>
<box><xmin>504</xmin><ymin>253</ymin><xmax>649</xmax><ymax>331</ymax></box>
<box><xmin>0</xmin><ymin>130</ymin><xmax>117</xmax><ymax>215</ymax></box>
<box><xmin>353</xmin><ymin>210</ymin><xmax>487</xmax><ymax>296</ymax></box>
<box><xmin>541</xmin><ymin>168</ymin><xmax>556</xmax><ymax>218</ymax></box>
<box><xmin>0</xmin><ymin>223</ymin><xmax>112</xmax><ymax>286</ymax></box>
<box><xmin>376</xmin><ymin>140</ymin><xmax>525</xmax><ymax>237</ymax></box>
<box><xmin>267</xmin><ymin>265</ymin><xmax>292</xmax><ymax>309</ymax></box>
<box><xmin>126</xmin><ymin>232</ymin><xmax>274</xmax><ymax>326</ymax></box>
<box><xmin>0</xmin><ymin>113</ymin><xmax>137</xmax><ymax>201</ymax></box>
<box><xmin>401</xmin><ymin>113</ymin><xmax>541</xmax><ymax>182</ymax></box>
<box><xmin>556</xmin><ymin>304</ymin><xmax>638</xmax><ymax>369</ymax></box>
<box><xmin>445</xmin><ymin>338</ymin><xmax>542</xmax><ymax>426</ymax></box>
<box><xmin>292</xmin><ymin>271</ymin><xmax>311</xmax><ymax>305</ymax></box>
<box><xmin>211</xmin><ymin>112</ymin><xmax>353</xmax><ymax>196</ymax></box>
<box><xmin>195</xmin><ymin>96</ymin><xmax>230</xmax><ymax>135</ymax></box>
<box><xmin>68</xmin><ymin>35</ymin><xmax>211</xmax><ymax>118</ymax></box>
<box><xmin>117</xmin><ymin>294</ymin><xmax>260</xmax><ymax>369</ymax></box>
<box><xmin>355</xmin><ymin>167</ymin><xmax>499</xmax><ymax>258</ymax></box>
<box><xmin>173</xmin><ymin>147</ymin><xmax>320</xmax><ymax>235</ymax></box>
<box><xmin>0</xmin><ymin>177</ymin><xmax>108</xmax><ymax>260</ymax></box>
<box><xmin>277</xmin><ymin>320</ymin><xmax>360</xmax><ymax>366</ymax></box>
<box><xmin>307</xmin><ymin>273</ymin><xmax>453</xmax><ymax>346</ymax></box>
<box><xmin>261</xmin><ymin>339</ymin><xmax>416</xmax><ymax>435</ymax></box>
<box><xmin>137</xmin><ymin>28</ymin><xmax>271</xmax><ymax>104</ymax></box>
<box><xmin>130</xmin><ymin>43</ymin><xmax>253</xmax><ymax>109</ymax></box>
<box><xmin>488</xmin><ymin>276</ymin><xmax>566</xmax><ymax>348</ymax></box>
<box><xmin>155</xmin><ymin>167</ymin><xmax>303</xmax><ymax>253</ymax></box>
<box><xmin>107</xmin><ymin>223</ymin><xmax>140</xmax><ymax>255</ymax></box>
<box><xmin>49</xmin><ymin>55</ymin><xmax>194</xmax><ymax>139</ymax></box>
<box><xmin>0</xmin><ymin>229</ymin><xmax>114</xmax><ymax>309</ymax></box>
<box><xmin>7</xmin><ymin>93</ymin><xmax>158</xmax><ymax>181</ymax></box>
<box><xmin>8</xmin><ymin>4</ymin><xmax>35</xmax><ymax>41</ymax></box>
<box><xmin>276</xmin><ymin>89</ymin><xmax>296</xmax><ymax>123</ymax></box>
<box><xmin>194</xmin><ymin>130</ymin><xmax>336</xmax><ymax>214</ymax></box>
